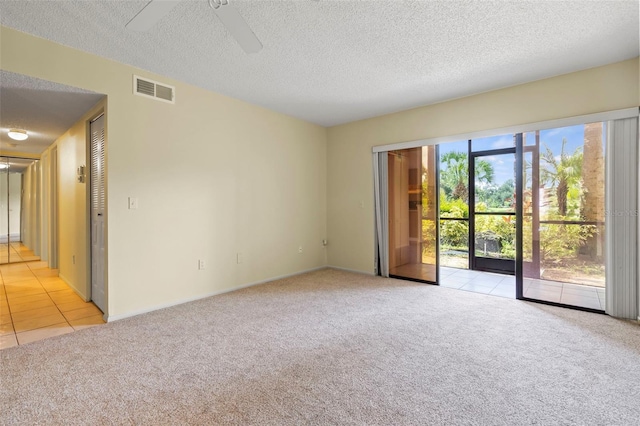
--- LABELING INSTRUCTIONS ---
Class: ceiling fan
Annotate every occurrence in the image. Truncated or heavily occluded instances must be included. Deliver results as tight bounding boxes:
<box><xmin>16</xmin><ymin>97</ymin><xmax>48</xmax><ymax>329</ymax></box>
<box><xmin>126</xmin><ymin>0</ymin><xmax>263</xmax><ymax>54</ymax></box>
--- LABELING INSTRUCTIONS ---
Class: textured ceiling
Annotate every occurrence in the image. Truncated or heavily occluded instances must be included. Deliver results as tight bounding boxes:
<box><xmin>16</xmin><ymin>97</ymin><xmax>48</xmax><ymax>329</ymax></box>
<box><xmin>0</xmin><ymin>0</ymin><xmax>638</xmax><ymax>126</ymax></box>
<box><xmin>0</xmin><ymin>70</ymin><xmax>105</xmax><ymax>154</ymax></box>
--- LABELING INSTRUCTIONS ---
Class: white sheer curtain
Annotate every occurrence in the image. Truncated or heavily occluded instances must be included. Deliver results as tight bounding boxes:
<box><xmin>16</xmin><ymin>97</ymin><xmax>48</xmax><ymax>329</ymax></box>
<box><xmin>373</xmin><ymin>152</ymin><xmax>389</xmax><ymax>277</ymax></box>
<box><xmin>605</xmin><ymin>116</ymin><xmax>639</xmax><ymax>319</ymax></box>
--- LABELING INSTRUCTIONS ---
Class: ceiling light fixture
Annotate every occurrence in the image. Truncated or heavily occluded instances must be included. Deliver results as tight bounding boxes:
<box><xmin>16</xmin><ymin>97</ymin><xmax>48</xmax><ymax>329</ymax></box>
<box><xmin>8</xmin><ymin>129</ymin><xmax>28</xmax><ymax>141</ymax></box>
<box><xmin>9</xmin><ymin>129</ymin><xmax>29</xmax><ymax>141</ymax></box>
<box><xmin>0</xmin><ymin>164</ymin><xmax>8</xmax><ymax>169</ymax></box>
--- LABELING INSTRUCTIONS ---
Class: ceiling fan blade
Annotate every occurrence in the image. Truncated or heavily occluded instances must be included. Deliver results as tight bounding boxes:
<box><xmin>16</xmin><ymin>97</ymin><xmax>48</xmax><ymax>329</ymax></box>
<box><xmin>126</xmin><ymin>0</ymin><xmax>182</xmax><ymax>32</ymax></box>
<box><xmin>211</xmin><ymin>3</ymin><xmax>263</xmax><ymax>54</ymax></box>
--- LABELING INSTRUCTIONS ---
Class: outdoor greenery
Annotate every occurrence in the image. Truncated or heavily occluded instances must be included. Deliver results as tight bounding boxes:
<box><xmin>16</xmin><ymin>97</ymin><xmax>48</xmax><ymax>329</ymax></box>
<box><xmin>540</xmin><ymin>139</ymin><xmax>583</xmax><ymax>217</ymax></box>
<box><xmin>435</xmin><ymin>133</ymin><xmax>604</xmax><ymax>282</ymax></box>
<box><xmin>440</xmin><ymin>151</ymin><xmax>493</xmax><ymax>202</ymax></box>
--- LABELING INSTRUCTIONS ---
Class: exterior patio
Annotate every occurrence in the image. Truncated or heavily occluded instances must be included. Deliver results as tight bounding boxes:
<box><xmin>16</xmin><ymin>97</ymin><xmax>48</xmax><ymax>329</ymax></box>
<box><xmin>439</xmin><ymin>266</ymin><xmax>605</xmax><ymax>311</ymax></box>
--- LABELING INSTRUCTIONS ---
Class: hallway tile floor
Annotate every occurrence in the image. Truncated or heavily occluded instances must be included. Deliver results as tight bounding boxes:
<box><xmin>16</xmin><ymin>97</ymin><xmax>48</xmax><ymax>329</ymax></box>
<box><xmin>0</xmin><ymin>261</ymin><xmax>105</xmax><ymax>349</ymax></box>
<box><xmin>439</xmin><ymin>266</ymin><xmax>605</xmax><ymax>311</ymax></box>
<box><xmin>0</xmin><ymin>242</ymin><xmax>40</xmax><ymax>264</ymax></box>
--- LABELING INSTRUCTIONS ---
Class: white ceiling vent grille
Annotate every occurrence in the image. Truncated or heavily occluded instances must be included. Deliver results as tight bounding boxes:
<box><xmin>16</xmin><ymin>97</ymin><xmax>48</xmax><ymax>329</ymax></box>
<box><xmin>133</xmin><ymin>75</ymin><xmax>175</xmax><ymax>104</ymax></box>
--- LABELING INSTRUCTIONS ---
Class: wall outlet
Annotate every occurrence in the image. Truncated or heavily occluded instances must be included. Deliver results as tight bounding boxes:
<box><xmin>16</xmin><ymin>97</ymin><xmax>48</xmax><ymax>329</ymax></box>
<box><xmin>128</xmin><ymin>197</ymin><xmax>139</xmax><ymax>210</ymax></box>
<box><xmin>298</xmin><ymin>246</ymin><xmax>303</xmax><ymax>253</ymax></box>
<box><xmin>198</xmin><ymin>259</ymin><xmax>206</xmax><ymax>270</ymax></box>
<box><xmin>237</xmin><ymin>253</ymin><xmax>243</xmax><ymax>264</ymax></box>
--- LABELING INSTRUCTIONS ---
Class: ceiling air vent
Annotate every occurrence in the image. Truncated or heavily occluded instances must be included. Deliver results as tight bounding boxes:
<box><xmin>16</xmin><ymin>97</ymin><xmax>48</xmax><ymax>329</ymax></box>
<box><xmin>133</xmin><ymin>75</ymin><xmax>175</xmax><ymax>104</ymax></box>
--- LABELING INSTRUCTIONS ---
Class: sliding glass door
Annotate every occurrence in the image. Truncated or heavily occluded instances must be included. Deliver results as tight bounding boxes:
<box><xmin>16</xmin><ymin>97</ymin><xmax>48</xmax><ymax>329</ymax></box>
<box><xmin>519</xmin><ymin>124</ymin><xmax>606</xmax><ymax>311</ymax></box>
<box><xmin>388</xmin><ymin>146</ymin><xmax>438</xmax><ymax>283</ymax></box>
<box><xmin>376</xmin><ymin>113</ymin><xmax>637</xmax><ymax>317</ymax></box>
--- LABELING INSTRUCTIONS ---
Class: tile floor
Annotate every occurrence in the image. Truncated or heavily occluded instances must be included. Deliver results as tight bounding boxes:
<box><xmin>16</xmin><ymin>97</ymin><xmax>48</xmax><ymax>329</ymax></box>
<box><xmin>0</xmin><ymin>242</ymin><xmax>41</xmax><ymax>264</ymax></box>
<box><xmin>0</xmin><ymin>261</ymin><xmax>105</xmax><ymax>349</ymax></box>
<box><xmin>440</xmin><ymin>266</ymin><xmax>605</xmax><ymax>310</ymax></box>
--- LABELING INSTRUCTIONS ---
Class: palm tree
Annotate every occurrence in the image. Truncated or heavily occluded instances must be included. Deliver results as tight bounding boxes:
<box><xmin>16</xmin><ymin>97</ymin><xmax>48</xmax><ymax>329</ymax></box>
<box><xmin>440</xmin><ymin>151</ymin><xmax>494</xmax><ymax>201</ymax></box>
<box><xmin>540</xmin><ymin>138</ymin><xmax>583</xmax><ymax>217</ymax></box>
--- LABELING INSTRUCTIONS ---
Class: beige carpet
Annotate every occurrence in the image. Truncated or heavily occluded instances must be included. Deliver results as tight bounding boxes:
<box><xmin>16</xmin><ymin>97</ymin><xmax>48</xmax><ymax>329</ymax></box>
<box><xmin>1</xmin><ymin>268</ymin><xmax>640</xmax><ymax>425</ymax></box>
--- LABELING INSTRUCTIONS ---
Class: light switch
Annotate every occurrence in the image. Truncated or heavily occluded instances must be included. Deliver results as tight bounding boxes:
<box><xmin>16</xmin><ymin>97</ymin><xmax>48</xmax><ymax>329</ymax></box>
<box><xmin>128</xmin><ymin>197</ymin><xmax>139</xmax><ymax>210</ymax></box>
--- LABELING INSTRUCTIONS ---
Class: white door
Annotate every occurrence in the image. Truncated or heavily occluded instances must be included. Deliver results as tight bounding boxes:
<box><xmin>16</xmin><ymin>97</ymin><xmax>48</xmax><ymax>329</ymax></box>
<box><xmin>90</xmin><ymin>114</ymin><xmax>106</xmax><ymax>312</ymax></box>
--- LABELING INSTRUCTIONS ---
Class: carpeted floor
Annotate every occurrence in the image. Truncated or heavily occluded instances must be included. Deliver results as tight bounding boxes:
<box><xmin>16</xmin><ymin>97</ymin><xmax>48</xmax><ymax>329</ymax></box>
<box><xmin>1</xmin><ymin>268</ymin><xmax>639</xmax><ymax>425</ymax></box>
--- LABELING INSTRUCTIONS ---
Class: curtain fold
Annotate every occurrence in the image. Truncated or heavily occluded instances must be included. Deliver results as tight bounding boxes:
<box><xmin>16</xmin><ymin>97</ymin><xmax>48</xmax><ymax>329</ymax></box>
<box><xmin>373</xmin><ymin>152</ymin><xmax>389</xmax><ymax>277</ymax></box>
<box><xmin>605</xmin><ymin>117</ymin><xmax>639</xmax><ymax>319</ymax></box>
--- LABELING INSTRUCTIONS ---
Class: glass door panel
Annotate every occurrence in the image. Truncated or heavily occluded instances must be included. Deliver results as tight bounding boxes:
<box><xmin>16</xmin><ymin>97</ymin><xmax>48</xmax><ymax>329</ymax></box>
<box><xmin>438</xmin><ymin>140</ymin><xmax>470</xmax><ymax>269</ymax></box>
<box><xmin>473</xmin><ymin>153</ymin><xmax>516</xmax><ymax>213</ymax></box>
<box><xmin>388</xmin><ymin>146</ymin><xmax>438</xmax><ymax>283</ymax></box>
<box><xmin>471</xmin><ymin>152</ymin><xmax>516</xmax><ymax>274</ymax></box>
<box><xmin>520</xmin><ymin>125</ymin><xmax>606</xmax><ymax>311</ymax></box>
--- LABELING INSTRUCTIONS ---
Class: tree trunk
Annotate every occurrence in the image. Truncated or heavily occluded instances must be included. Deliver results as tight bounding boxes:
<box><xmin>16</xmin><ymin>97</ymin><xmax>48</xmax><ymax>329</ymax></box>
<box><xmin>453</xmin><ymin>181</ymin><xmax>468</xmax><ymax>202</ymax></box>
<box><xmin>557</xmin><ymin>180</ymin><xmax>568</xmax><ymax>216</ymax></box>
<box><xmin>582</xmin><ymin>123</ymin><xmax>604</xmax><ymax>258</ymax></box>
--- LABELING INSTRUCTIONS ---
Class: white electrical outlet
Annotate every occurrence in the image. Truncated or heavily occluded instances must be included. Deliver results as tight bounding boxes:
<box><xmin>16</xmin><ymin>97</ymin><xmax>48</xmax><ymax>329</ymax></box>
<box><xmin>298</xmin><ymin>246</ymin><xmax>303</xmax><ymax>253</ymax></box>
<box><xmin>198</xmin><ymin>259</ymin><xmax>206</xmax><ymax>270</ymax></box>
<box><xmin>128</xmin><ymin>197</ymin><xmax>139</xmax><ymax>209</ymax></box>
<box><xmin>237</xmin><ymin>253</ymin><xmax>243</xmax><ymax>264</ymax></box>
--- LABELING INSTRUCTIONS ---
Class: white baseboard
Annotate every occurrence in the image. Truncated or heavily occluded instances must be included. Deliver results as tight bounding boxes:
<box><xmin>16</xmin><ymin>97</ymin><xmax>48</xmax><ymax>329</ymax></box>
<box><xmin>327</xmin><ymin>265</ymin><xmax>375</xmax><ymax>276</ymax></box>
<box><xmin>105</xmin><ymin>266</ymin><xmax>327</xmax><ymax>322</ymax></box>
<box><xmin>58</xmin><ymin>273</ymin><xmax>88</xmax><ymax>301</ymax></box>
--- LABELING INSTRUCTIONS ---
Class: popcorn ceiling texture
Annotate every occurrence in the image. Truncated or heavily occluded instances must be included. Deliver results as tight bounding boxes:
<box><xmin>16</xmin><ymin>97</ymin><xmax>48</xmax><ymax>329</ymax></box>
<box><xmin>0</xmin><ymin>71</ymin><xmax>104</xmax><ymax>154</ymax></box>
<box><xmin>0</xmin><ymin>1</ymin><xmax>638</xmax><ymax>126</ymax></box>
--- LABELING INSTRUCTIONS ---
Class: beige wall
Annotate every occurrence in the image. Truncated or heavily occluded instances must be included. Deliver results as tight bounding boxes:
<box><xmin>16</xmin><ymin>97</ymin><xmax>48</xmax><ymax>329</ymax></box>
<box><xmin>1</xmin><ymin>27</ymin><xmax>328</xmax><ymax>319</ymax></box>
<box><xmin>327</xmin><ymin>58</ymin><xmax>639</xmax><ymax>273</ymax></box>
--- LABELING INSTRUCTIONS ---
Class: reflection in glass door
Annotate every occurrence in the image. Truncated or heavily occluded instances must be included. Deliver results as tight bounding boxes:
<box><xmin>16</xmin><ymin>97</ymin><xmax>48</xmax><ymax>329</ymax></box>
<box><xmin>388</xmin><ymin>146</ymin><xmax>438</xmax><ymax>283</ymax></box>
<box><xmin>0</xmin><ymin>157</ymin><xmax>41</xmax><ymax>264</ymax></box>
<box><xmin>0</xmin><ymin>157</ymin><xmax>8</xmax><ymax>263</ymax></box>
<box><xmin>470</xmin><ymin>151</ymin><xmax>516</xmax><ymax>274</ymax></box>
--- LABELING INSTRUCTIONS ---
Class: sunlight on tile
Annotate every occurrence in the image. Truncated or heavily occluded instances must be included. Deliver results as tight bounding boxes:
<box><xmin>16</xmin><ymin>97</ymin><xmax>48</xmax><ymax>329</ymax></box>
<box><xmin>0</xmin><ymin>263</ymin><xmax>104</xmax><ymax>348</ymax></box>
<box><xmin>0</xmin><ymin>333</ymin><xmax>18</xmax><ymax>349</ymax></box>
<box><xmin>62</xmin><ymin>305</ymin><xmax>103</xmax><ymax>321</ymax></box>
<box><xmin>69</xmin><ymin>314</ymin><xmax>105</xmax><ymax>331</ymax></box>
<box><xmin>13</xmin><ymin>312</ymin><xmax>68</xmax><ymax>333</ymax></box>
<box><xmin>16</xmin><ymin>322</ymin><xmax>74</xmax><ymax>345</ymax></box>
<box><xmin>440</xmin><ymin>267</ymin><xmax>605</xmax><ymax>309</ymax></box>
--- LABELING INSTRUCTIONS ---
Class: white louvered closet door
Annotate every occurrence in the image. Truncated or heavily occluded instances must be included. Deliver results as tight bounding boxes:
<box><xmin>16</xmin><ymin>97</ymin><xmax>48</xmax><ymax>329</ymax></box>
<box><xmin>90</xmin><ymin>114</ymin><xmax>106</xmax><ymax>313</ymax></box>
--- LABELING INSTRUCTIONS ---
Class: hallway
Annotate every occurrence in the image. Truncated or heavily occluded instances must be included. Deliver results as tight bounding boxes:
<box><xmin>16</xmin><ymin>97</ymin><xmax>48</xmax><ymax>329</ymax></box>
<box><xmin>0</xmin><ymin>261</ymin><xmax>104</xmax><ymax>349</ymax></box>
<box><xmin>0</xmin><ymin>242</ymin><xmax>40</xmax><ymax>264</ymax></box>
